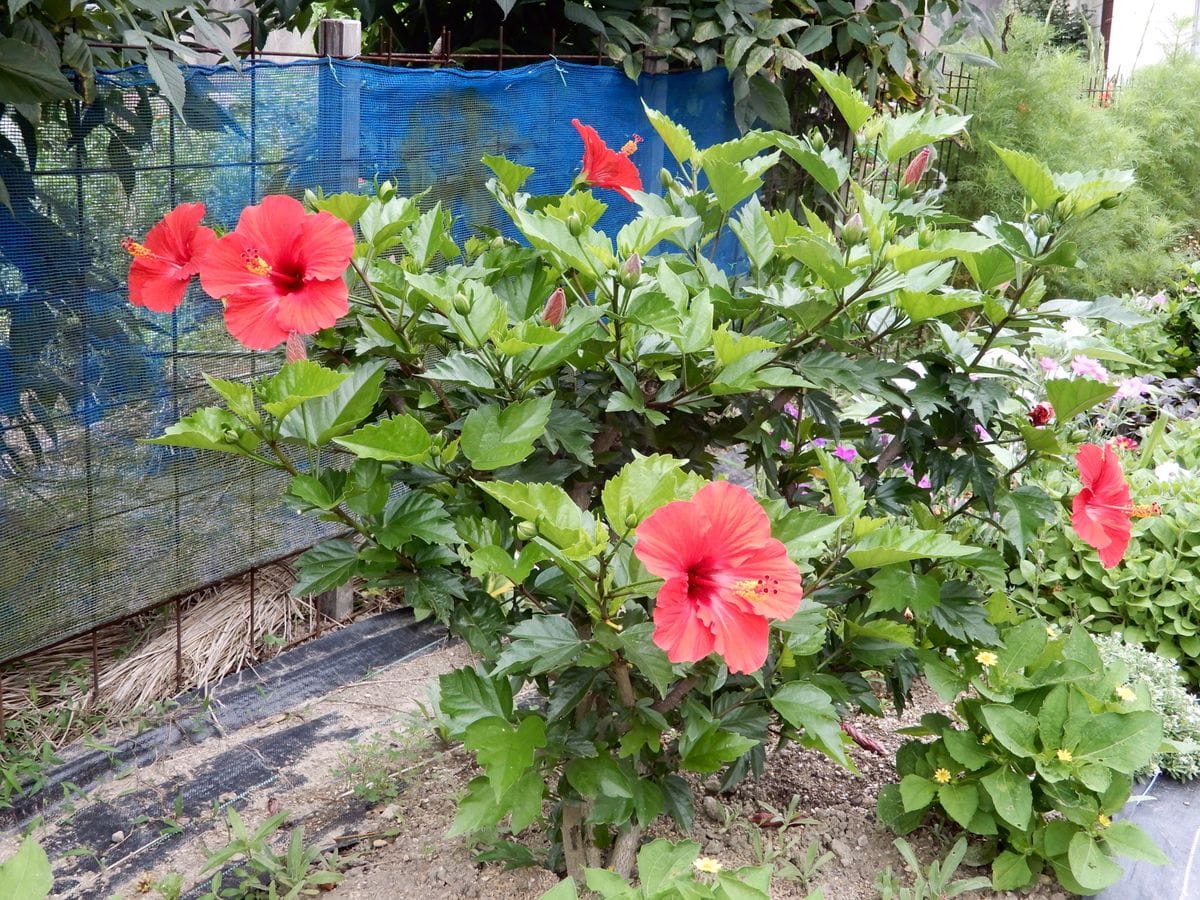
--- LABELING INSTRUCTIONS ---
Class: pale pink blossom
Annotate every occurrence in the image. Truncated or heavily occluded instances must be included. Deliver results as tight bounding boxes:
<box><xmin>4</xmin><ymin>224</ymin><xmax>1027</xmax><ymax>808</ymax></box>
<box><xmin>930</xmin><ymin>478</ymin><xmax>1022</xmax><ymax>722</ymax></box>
<box><xmin>1115</xmin><ymin>377</ymin><xmax>1150</xmax><ymax>401</ymax></box>
<box><xmin>1070</xmin><ymin>355</ymin><xmax>1109</xmax><ymax>383</ymax></box>
<box><xmin>974</xmin><ymin>423</ymin><xmax>991</xmax><ymax>441</ymax></box>
<box><xmin>833</xmin><ymin>445</ymin><xmax>857</xmax><ymax>462</ymax></box>
<box><xmin>783</xmin><ymin>401</ymin><xmax>800</xmax><ymax>419</ymax></box>
<box><xmin>918</xmin><ymin>475</ymin><xmax>932</xmax><ymax>489</ymax></box>
<box><xmin>1151</xmin><ymin>292</ymin><xmax>1168</xmax><ymax>307</ymax></box>
<box><xmin>780</xmin><ymin>439</ymin><xmax>794</xmax><ymax>453</ymax></box>
<box><xmin>865</xmin><ymin>416</ymin><xmax>881</xmax><ymax>425</ymax></box>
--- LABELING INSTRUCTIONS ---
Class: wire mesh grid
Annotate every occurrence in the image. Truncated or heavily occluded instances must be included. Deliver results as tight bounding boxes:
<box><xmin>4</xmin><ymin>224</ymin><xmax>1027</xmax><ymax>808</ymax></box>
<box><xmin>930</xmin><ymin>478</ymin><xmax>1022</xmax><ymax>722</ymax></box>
<box><xmin>0</xmin><ymin>56</ymin><xmax>739</xmax><ymax>665</ymax></box>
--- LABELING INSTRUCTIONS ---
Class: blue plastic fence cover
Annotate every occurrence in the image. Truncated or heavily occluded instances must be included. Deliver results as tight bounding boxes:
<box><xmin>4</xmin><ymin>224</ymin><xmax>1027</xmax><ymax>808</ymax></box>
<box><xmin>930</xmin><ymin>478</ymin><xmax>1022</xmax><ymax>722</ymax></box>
<box><xmin>0</xmin><ymin>58</ymin><xmax>738</xmax><ymax>662</ymax></box>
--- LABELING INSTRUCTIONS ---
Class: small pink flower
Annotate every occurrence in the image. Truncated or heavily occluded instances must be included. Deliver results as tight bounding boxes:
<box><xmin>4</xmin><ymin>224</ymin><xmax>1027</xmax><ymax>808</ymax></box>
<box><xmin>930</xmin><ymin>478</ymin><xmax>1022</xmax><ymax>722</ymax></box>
<box><xmin>1112</xmin><ymin>435</ymin><xmax>1138</xmax><ymax>451</ymax></box>
<box><xmin>1070</xmin><ymin>355</ymin><xmax>1109</xmax><ymax>383</ymax></box>
<box><xmin>918</xmin><ymin>475</ymin><xmax>932</xmax><ymax>489</ymax></box>
<box><xmin>1115</xmin><ymin>377</ymin><xmax>1149</xmax><ymax>401</ymax></box>
<box><xmin>811</xmin><ymin>438</ymin><xmax>827</xmax><ymax>448</ymax></box>
<box><xmin>833</xmin><ymin>445</ymin><xmax>857</xmax><ymax>462</ymax></box>
<box><xmin>968</xmin><ymin>373</ymin><xmax>980</xmax><ymax>382</ymax></box>
<box><xmin>1039</xmin><ymin>356</ymin><xmax>1062</xmax><ymax>373</ymax></box>
<box><xmin>974</xmin><ymin>423</ymin><xmax>991</xmax><ymax>441</ymax></box>
<box><xmin>865</xmin><ymin>416</ymin><xmax>881</xmax><ymax>425</ymax></box>
<box><xmin>1152</xmin><ymin>292</ymin><xmax>1168</xmax><ymax>307</ymax></box>
<box><xmin>902</xmin><ymin>462</ymin><xmax>914</xmax><ymax>478</ymax></box>
<box><xmin>784</xmin><ymin>401</ymin><xmax>800</xmax><ymax>419</ymax></box>
<box><xmin>780</xmin><ymin>439</ymin><xmax>794</xmax><ymax>453</ymax></box>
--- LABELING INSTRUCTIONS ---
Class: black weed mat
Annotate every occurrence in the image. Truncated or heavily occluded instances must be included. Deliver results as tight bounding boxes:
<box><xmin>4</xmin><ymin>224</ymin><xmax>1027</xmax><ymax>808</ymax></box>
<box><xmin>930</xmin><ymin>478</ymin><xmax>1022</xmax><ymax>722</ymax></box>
<box><xmin>0</xmin><ymin>610</ymin><xmax>444</xmax><ymax>833</ymax></box>
<box><xmin>46</xmin><ymin>715</ymin><xmax>356</xmax><ymax>896</ymax></box>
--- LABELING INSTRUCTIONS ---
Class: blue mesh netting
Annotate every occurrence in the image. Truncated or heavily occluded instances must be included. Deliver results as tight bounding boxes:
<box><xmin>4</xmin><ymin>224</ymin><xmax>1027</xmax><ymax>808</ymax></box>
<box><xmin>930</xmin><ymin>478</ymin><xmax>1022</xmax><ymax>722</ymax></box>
<box><xmin>0</xmin><ymin>58</ymin><xmax>738</xmax><ymax>663</ymax></box>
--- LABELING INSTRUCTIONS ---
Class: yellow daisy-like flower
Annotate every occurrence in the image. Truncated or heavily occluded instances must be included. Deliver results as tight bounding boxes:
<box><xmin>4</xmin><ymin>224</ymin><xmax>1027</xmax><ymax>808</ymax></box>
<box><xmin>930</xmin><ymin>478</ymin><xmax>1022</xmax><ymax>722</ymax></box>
<box><xmin>1056</xmin><ymin>748</ymin><xmax>1073</xmax><ymax>763</ymax></box>
<box><xmin>933</xmin><ymin>768</ymin><xmax>952</xmax><ymax>784</ymax></box>
<box><xmin>975</xmin><ymin>650</ymin><xmax>998</xmax><ymax>667</ymax></box>
<box><xmin>1098</xmin><ymin>813</ymin><xmax>1112</xmax><ymax>828</ymax></box>
<box><xmin>1116</xmin><ymin>684</ymin><xmax>1136</xmax><ymax>702</ymax></box>
<box><xmin>1046</xmin><ymin>624</ymin><xmax>1061</xmax><ymax>640</ymax></box>
<box><xmin>693</xmin><ymin>858</ymin><xmax>724</xmax><ymax>875</ymax></box>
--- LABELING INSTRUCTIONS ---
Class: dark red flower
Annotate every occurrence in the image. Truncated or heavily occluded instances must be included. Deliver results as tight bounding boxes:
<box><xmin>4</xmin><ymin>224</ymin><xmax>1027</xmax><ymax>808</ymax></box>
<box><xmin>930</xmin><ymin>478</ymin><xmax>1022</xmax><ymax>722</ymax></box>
<box><xmin>198</xmin><ymin>195</ymin><xmax>354</xmax><ymax>350</ymax></box>
<box><xmin>1028</xmin><ymin>402</ymin><xmax>1054</xmax><ymax>426</ymax></box>
<box><xmin>124</xmin><ymin>203</ymin><xmax>217</xmax><ymax>313</ymax></box>
<box><xmin>572</xmin><ymin>119</ymin><xmax>643</xmax><ymax>200</ymax></box>
<box><xmin>634</xmin><ymin>481</ymin><xmax>804</xmax><ymax>674</ymax></box>
<box><xmin>1071</xmin><ymin>443</ymin><xmax>1132</xmax><ymax>569</ymax></box>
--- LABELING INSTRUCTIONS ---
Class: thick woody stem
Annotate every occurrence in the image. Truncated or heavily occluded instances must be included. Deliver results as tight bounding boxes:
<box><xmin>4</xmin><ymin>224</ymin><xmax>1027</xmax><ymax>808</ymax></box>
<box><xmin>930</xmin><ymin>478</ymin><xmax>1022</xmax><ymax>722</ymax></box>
<box><xmin>608</xmin><ymin>824</ymin><xmax>643</xmax><ymax>879</ymax></box>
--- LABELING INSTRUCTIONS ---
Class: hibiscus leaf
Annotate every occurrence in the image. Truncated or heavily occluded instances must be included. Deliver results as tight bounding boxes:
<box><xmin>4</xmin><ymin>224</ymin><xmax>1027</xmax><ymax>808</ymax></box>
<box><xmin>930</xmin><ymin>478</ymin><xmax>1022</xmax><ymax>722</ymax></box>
<box><xmin>333</xmin><ymin>414</ymin><xmax>432</xmax><ymax>462</ymax></box>
<box><xmin>377</xmin><ymin>492</ymin><xmax>458</xmax><ymax>548</ymax></box>
<box><xmin>465</xmin><ymin>715</ymin><xmax>546</xmax><ymax>801</ymax></box>
<box><xmin>145</xmin><ymin>407</ymin><xmax>257</xmax><ymax>455</ymax></box>
<box><xmin>996</xmin><ymin>485</ymin><xmax>1057</xmax><ymax>553</ymax></box>
<box><xmin>495</xmin><ymin>615</ymin><xmax>606</xmax><ymax>676</ymax></box>
<box><xmin>805</xmin><ymin>62</ymin><xmax>874</xmax><ymax>133</ymax></box>
<box><xmin>460</xmin><ymin>395</ymin><xmax>553</xmax><ymax>470</ymax></box>
<box><xmin>482</xmin><ymin>153</ymin><xmax>534</xmax><ymax>195</ymax></box>
<box><xmin>770</xmin><ymin>682</ymin><xmax>852</xmax><ymax>768</ymax></box>
<box><xmin>601</xmin><ymin>453</ymin><xmax>700</xmax><ymax>530</ymax></box>
<box><xmin>846</xmin><ymin>526</ymin><xmax>975</xmax><ymax>569</ymax></box>
<box><xmin>291</xmin><ymin>539</ymin><xmax>359</xmax><ymax>596</ymax></box>
<box><xmin>436</xmin><ymin>667</ymin><xmax>514</xmax><ymax>739</ymax></box>
<box><xmin>1045</xmin><ymin>378</ymin><xmax>1117</xmax><ymax>423</ymax></box>
<box><xmin>279</xmin><ymin>360</ymin><xmax>386</xmax><ymax>445</ymax></box>
<box><xmin>258</xmin><ymin>360</ymin><xmax>348</xmax><ymax>419</ymax></box>
<box><xmin>679</xmin><ymin>726</ymin><xmax>758</xmax><ymax>774</ymax></box>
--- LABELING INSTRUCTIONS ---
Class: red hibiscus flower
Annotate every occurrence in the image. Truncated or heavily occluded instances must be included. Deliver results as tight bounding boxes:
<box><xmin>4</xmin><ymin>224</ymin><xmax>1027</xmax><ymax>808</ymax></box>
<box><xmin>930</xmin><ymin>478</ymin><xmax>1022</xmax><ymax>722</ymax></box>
<box><xmin>572</xmin><ymin>119</ymin><xmax>643</xmax><ymax>200</ymax></box>
<box><xmin>124</xmin><ymin>202</ymin><xmax>217</xmax><ymax>313</ymax></box>
<box><xmin>198</xmin><ymin>195</ymin><xmax>354</xmax><ymax>350</ymax></box>
<box><xmin>1071</xmin><ymin>443</ymin><xmax>1132</xmax><ymax>569</ymax></box>
<box><xmin>634</xmin><ymin>481</ymin><xmax>804</xmax><ymax>674</ymax></box>
<box><xmin>1028</xmin><ymin>402</ymin><xmax>1053</xmax><ymax>426</ymax></box>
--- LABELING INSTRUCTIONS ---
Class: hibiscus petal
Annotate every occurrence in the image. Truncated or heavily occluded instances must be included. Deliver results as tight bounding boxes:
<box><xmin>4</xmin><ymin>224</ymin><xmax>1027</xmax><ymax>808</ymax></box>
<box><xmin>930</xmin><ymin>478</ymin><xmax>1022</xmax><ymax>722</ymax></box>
<box><xmin>199</xmin><ymin>232</ymin><xmax>268</xmax><ymax>300</ymax></box>
<box><xmin>652</xmin><ymin>577</ymin><xmax>716</xmax><ymax>664</ymax></box>
<box><xmin>1097</xmin><ymin>523</ymin><xmax>1131</xmax><ymax>569</ymax></box>
<box><xmin>223</xmin><ymin>292</ymin><xmax>290</xmax><ymax>350</ymax></box>
<box><xmin>145</xmin><ymin>202</ymin><xmax>208</xmax><ymax>263</ymax></box>
<box><xmin>235</xmin><ymin>195</ymin><xmax>306</xmax><ymax>263</ymax></box>
<box><xmin>699</xmin><ymin>596</ymin><xmax>771</xmax><ymax>675</ymax></box>
<box><xmin>274</xmin><ymin>277</ymin><xmax>349</xmax><ymax>334</ymax></box>
<box><xmin>729</xmin><ymin>541</ymin><xmax>805</xmax><ymax>621</ymax></box>
<box><xmin>691</xmin><ymin>481</ymin><xmax>774</xmax><ymax>565</ymax></box>
<box><xmin>1071</xmin><ymin>494</ymin><xmax>1113</xmax><ymax>550</ymax></box>
<box><xmin>129</xmin><ymin>262</ymin><xmax>190</xmax><ymax>313</ymax></box>
<box><xmin>291</xmin><ymin>211</ymin><xmax>355</xmax><ymax>281</ymax></box>
<box><xmin>634</xmin><ymin>497</ymin><xmax>711</xmax><ymax>580</ymax></box>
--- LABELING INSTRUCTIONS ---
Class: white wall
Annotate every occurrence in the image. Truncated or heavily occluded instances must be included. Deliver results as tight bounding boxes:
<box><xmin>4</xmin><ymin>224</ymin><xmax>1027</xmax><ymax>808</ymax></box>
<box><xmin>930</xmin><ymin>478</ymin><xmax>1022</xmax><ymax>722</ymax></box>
<box><xmin>1109</xmin><ymin>0</ymin><xmax>1198</xmax><ymax>75</ymax></box>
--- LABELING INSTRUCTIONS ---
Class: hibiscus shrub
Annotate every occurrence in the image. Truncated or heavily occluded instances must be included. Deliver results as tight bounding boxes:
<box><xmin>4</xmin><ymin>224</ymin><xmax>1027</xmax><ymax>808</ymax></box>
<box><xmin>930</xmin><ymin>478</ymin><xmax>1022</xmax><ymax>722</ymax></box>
<box><xmin>884</xmin><ymin>619</ymin><xmax>1165</xmax><ymax>895</ymax></box>
<box><xmin>133</xmin><ymin>65</ymin><xmax>1166</xmax><ymax>889</ymax></box>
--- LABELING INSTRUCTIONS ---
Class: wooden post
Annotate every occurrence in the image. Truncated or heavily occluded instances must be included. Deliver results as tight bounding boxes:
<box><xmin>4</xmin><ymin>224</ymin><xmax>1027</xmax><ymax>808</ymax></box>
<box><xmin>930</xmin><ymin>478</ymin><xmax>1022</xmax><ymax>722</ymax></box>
<box><xmin>317</xmin><ymin>19</ymin><xmax>363</xmax><ymax>193</ymax></box>
<box><xmin>316</xmin><ymin>582</ymin><xmax>355</xmax><ymax>622</ymax></box>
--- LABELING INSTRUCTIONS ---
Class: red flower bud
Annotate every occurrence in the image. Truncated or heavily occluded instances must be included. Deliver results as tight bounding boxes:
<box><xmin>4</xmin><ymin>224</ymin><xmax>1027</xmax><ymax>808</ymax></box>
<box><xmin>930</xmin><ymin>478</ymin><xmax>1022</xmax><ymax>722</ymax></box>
<box><xmin>1028</xmin><ymin>402</ymin><xmax>1053</xmax><ymax>427</ymax></box>
<box><xmin>901</xmin><ymin>147</ymin><xmax>932</xmax><ymax>189</ymax></box>
<box><xmin>541</xmin><ymin>287</ymin><xmax>566</xmax><ymax>326</ymax></box>
<box><xmin>285</xmin><ymin>331</ymin><xmax>307</xmax><ymax>362</ymax></box>
<box><xmin>840</xmin><ymin>721</ymin><xmax>885</xmax><ymax>755</ymax></box>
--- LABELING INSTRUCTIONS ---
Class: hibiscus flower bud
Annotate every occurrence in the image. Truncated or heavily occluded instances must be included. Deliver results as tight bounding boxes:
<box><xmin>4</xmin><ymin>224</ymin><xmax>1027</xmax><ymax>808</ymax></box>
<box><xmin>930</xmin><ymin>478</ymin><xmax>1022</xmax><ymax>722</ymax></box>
<box><xmin>659</xmin><ymin>168</ymin><xmax>674</xmax><ymax>190</ymax></box>
<box><xmin>541</xmin><ymin>287</ymin><xmax>567</xmax><ymax>326</ymax></box>
<box><xmin>452</xmin><ymin>291</ymin><xmax>472</xmax><ymax>316</ymax></box>
<box><xmin>516</xmin><ymin>520</ymin><xmax>538</xmax><ymax>541</ymax></box>
<box><xmin>1028</xmin><ymin>402</ymin><xmax>1053</xmax><ymax>426</ymax></box>
<box><xmin>491</xmin><ymin>236</ymin><xmax>507</xmax><ymax>250</ymax></box>
<box><xmin>841</xmin><ymin>213</ymin><xmax>865</xmax><ymax>246</ymax></box>
<box><xmin>901</xmin><ymin>147</ymin><xmax>932</xmax><ymax>190</ymax></box>
<box><xmin>619</xmin><ymin>253</ymin><xmax>642</xmax><ymax>288</ymax></box>
<box><xmin>567</xmin><ymin>212</ymin><xmax>584</xmax><ymax>236</ymax></box>
<box><xmin>810</xmin><ymin>131</ymin><xmax>825</xmax><ymax>151</ymax></box>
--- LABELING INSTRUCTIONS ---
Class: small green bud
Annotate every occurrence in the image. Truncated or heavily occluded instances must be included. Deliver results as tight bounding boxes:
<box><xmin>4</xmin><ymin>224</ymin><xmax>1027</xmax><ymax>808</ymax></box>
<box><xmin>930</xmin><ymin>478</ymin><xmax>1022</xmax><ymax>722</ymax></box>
<box><xmin>809</xmin><ymin>131</ymin><xmax>825</xmax><ymax>151</ymax></box>
<box><xmin>841</xmin><ymin>213</ymin><xmax>865</xmax><ymax>246</ymax></box>
<box><xmin>1031</xmin><ymin>215</ymin><xmax>1052</xmax><ymax>237</ymax></box>
<box><xmin>567</xmin><ymin>212</ymin><xmax>584</xmax><ymax>236</ymax></box>
<box><xmin>624</xmin><ymin>512</ymin><xmax>640</xmax><ymax>529</ymax></box>
<box><xmin>659</xmin><ymin>168</ymin><xmax>674</xmax><ymax>190</ymax></box>
<box><xmin>491</xmin><ymin>236</ymin><xmax>507</xmax><ymax>250</ymax></box>
<box><xmin>452</xmin><ymin>291</ymin><xmax>472</xmax><ymax>316</ymax></box>
<box><xmin>917</xmin><ymin>225</ymin><xmax>935</xmax><ymax>248</ymax></box>
<box><xmin>618</xmin><ymin>253</ymin><xmax>642</xmax><ymax>288</ymax></box>
<box><xmin>516</xmin><ymin>520</ymin><xmax>539</xmax><ymax>541</ymax></box>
